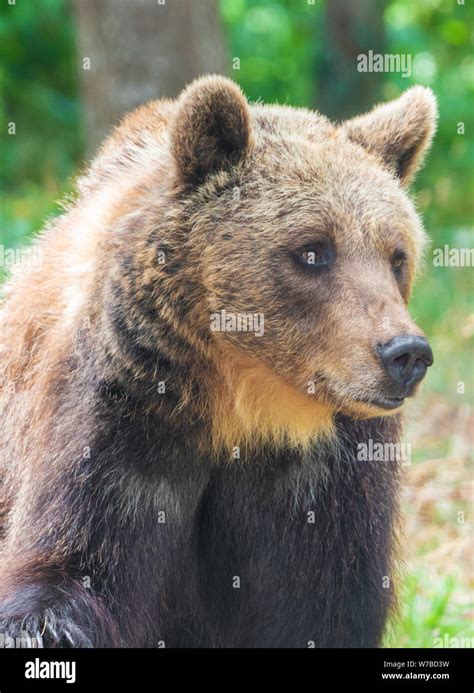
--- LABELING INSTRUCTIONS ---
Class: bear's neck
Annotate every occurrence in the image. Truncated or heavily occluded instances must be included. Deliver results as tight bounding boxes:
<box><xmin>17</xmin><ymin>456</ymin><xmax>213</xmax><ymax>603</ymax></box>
<box><xmin>205</xmin><ymin>346</ymin><xmax>336</xmax><ymax>455</ymax></box>
<box><xmin>90</xmin><ymin>323</ymin><xmax>361</xmax><ymax>460</ymax></box>
<box><xmin>90</xmin><ymin>280</ymin><xmax>397</xmax><ymax>459</ymax></box>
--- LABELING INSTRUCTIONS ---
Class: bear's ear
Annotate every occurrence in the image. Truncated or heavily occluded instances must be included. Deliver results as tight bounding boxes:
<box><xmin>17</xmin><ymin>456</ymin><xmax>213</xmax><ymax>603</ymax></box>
<box><xmin>342</xmin><ymin>86</ymin><xmax>437</xmax><ymax>187</ymax></box>
<box><xmin>171</xmin><ymin>75</ymin><xmax>252</xmax><ymax>187</ymax></box>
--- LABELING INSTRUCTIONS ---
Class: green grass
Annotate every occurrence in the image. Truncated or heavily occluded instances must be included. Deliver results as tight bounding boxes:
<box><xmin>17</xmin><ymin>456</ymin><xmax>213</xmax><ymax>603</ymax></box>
<box><xmin>385</xmin><ymin>571</ymin><xmax>473</xmax><ymax>648</ymax></box>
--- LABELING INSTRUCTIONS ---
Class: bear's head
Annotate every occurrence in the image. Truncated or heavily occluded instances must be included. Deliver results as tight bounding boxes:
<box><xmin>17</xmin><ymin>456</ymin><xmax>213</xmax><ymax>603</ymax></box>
<box><xmin>161</xmin><ymin>77</ymin><xmax>436</xmax><ymax>448</ymax></box>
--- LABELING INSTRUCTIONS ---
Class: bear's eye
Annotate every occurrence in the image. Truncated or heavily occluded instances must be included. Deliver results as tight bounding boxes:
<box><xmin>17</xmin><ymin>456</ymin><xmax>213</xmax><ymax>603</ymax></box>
<box><xmin>293</xmin><ymin>242</ymin><xmax>334</xmax><ymax>271</ymax></box>
<box><xmin>391</xmin><ymin>250</ymin><xmax>406</xmax><ymax>278</ymax></box>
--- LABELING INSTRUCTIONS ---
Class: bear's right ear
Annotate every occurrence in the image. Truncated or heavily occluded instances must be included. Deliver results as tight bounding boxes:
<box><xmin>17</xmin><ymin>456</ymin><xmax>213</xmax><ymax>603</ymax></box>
<box><xmin>171</xmin><ymin>75</ymin><xmax>252</xmax><ymax>187</ymax></box>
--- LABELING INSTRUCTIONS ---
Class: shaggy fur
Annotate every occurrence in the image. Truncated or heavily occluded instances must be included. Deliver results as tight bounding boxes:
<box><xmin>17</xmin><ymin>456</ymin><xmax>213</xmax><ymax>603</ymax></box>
<box><xmin>0</xmin><ymin>76</ymin><xmax>436</xmax><ymax>647</ymax></box>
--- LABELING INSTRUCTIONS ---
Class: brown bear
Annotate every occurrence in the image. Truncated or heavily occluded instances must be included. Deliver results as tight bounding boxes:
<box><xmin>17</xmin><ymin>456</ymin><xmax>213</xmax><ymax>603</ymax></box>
<box><xmin>0</xmin><ymin>76</ymin><xmax>436</xmax><ymax>648</ymax></box>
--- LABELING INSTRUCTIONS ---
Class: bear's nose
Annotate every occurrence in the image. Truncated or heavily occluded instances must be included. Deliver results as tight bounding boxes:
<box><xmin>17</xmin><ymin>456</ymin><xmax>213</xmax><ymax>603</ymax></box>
<box><xmin>377</xmin><ymin>335</ymin><xmax>433</xmax><ymax>392</ymax></box>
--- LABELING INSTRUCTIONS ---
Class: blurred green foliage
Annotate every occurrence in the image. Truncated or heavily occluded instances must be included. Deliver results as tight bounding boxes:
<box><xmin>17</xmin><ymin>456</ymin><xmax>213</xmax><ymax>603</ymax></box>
<box><xmin>1</xmin><ymin>0</ymin><xmax>473</xmax><ymax>241</ymax></box>
<box><xmin>0</xmin><ymin>0</ymin><xmax>81</xmax><ymax>256</ymax></box>
<box><xmin>220</xmin><ymin>0</ymin><xmax>321</xmax><ymax>107</ymax></box>
<box><xmin>0</xmin><ymin>0</ymin><xmax>472</xmax><ymax>648</ymax></box>
<box><xmin>0</xmin><ymin>0</ymin><xmax>82</xmax><ymax>191</ymax></box>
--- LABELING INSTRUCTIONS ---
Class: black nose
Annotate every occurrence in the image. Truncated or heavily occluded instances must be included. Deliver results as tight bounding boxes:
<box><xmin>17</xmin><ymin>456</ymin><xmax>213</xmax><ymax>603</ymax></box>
<box><xmin>377</xmin><ymin>335</ymin><xmax>433</xmax><ymax>392</ymax></box>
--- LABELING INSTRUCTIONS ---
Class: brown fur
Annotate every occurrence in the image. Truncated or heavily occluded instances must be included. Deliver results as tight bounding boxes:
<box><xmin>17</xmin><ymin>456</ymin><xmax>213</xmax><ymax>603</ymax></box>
<box><xmin>0</xmin><ymin>76</ymin><xmax>437</xmax><ymax>647</ymax></box>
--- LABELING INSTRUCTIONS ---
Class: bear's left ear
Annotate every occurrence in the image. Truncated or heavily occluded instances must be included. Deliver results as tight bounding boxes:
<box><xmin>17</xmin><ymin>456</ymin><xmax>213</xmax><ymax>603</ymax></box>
<box><xmin>171</xmin><ymin>75</ymin><xmax>252</xmax><ymax>187</ymax></box>
<box><xmin>342</xmin><ymin>86</ymin><xmax>437</xmax><ymax>187</ymax></box>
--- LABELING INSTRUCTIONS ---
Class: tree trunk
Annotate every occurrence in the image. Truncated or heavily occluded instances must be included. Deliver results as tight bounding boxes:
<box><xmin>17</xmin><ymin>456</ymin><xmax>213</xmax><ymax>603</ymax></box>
<box><xmin>318</xmin><ymin>0</ymin><xmax>387</xmax><ymax>121</ymax></box>
<box><xmin>72</xmin><ymin>0</ymin><xmax>227</xmax><ymax>156</ymax></box>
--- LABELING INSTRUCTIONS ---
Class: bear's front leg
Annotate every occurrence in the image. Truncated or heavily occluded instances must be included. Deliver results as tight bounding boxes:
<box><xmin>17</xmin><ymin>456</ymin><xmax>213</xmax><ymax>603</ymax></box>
<box><xmin>0</xmin><ymin>449</ymin><xmax>211</xmax><ymax>648</ymax></box>
<box><xmin>0</xmin><ymin>561</ymin><xmax>121</xmax><ymax>648</ymax></box>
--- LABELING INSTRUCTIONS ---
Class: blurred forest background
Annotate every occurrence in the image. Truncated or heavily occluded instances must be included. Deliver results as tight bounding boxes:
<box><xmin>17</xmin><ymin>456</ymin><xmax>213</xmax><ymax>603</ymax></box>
<box><xmin>0</xmin><ymin>0</ymin><xmax>472</xmax><ymax>648</ymax></box>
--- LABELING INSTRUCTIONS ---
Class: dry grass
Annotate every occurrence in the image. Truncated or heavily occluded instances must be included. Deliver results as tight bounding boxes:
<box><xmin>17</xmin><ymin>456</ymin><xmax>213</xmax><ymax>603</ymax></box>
<box><xmin>385</xmin><ymin>395</ymin><xmax>473</xmax><ymax>647</ymax></box>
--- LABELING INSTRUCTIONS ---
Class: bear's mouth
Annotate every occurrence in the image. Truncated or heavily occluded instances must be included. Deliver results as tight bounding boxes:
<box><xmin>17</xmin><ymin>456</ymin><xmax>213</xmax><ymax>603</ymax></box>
<box><xmin>312</xmin><ymin>373</ymin><xmax>407</xmax><ymax>413</ymax></box>
<box><xmin>361</xmin><ymin>395</ymin><xmax>405</xmax><ymax>411</ymax></box>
